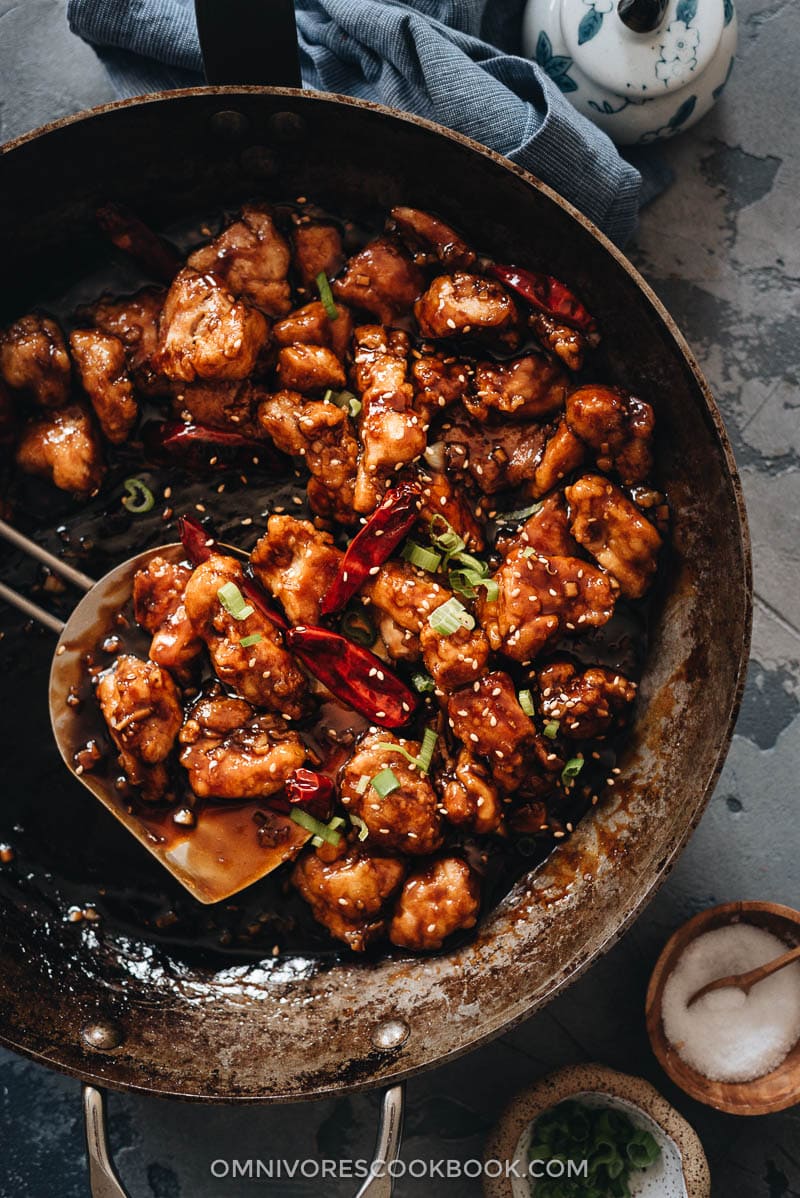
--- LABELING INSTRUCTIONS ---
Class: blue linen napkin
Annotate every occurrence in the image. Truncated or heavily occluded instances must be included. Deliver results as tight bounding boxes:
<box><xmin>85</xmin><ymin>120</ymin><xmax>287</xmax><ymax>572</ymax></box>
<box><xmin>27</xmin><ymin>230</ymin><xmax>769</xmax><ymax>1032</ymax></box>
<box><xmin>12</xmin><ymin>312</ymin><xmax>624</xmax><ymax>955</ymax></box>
<box><xmin>67</xmin><ymin>0</ymin><xmax>668</xmax><ymax>245</ymax></box>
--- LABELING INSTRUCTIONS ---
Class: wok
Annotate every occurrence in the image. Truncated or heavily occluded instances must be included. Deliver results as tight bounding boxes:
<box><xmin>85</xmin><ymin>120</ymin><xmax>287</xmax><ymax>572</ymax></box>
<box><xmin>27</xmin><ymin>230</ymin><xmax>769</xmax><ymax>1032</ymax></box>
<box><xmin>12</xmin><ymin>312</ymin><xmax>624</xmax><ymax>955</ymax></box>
<box><xmin>0</xmin><ymin>0</ymin><xmax>750</xmax><ymax>1191</ymax></box>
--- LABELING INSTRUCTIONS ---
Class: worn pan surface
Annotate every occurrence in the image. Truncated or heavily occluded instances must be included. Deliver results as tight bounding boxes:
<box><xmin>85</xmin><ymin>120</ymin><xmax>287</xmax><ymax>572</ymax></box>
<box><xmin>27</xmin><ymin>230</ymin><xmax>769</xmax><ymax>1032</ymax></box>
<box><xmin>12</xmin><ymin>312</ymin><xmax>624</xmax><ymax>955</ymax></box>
<box><xmin>0</xmin><ymin>86</ymin><xmax>751</xmax><ymax>1101</ymax></box>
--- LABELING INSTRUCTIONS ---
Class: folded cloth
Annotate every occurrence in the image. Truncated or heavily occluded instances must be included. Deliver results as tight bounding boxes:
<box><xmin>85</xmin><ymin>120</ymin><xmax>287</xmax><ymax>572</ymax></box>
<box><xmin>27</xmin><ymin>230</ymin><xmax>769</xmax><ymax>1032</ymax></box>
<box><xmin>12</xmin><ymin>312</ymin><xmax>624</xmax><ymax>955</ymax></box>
<box><xmin>67</xmin><ymin>0</ymin><xmax>663</xmax><ymax>245</ymax></box>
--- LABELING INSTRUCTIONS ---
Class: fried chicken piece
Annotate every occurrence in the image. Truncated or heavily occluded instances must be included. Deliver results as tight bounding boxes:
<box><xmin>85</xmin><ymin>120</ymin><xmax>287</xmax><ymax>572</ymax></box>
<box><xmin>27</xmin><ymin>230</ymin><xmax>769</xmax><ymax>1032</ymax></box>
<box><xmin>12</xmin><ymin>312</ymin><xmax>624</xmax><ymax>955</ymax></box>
<box><xmin>419</xmin><ymin>620</ymin><xmax>490</xmax><ymax>691</ymax></box>
<box><xmin>178</xmin><ymin>694</ymin><xmax>306</xmax><ymax>798</ymax></box>
<box><xmin>411</xmin><ymin>350</ymin><xmax>473</xmax><ymax>423</ymax></box>
<box><xmin>15</xmin><ymin>404</ymin><xmax>104</xmax><ymax>495</ymax></box>
<box><xmin>390</xmin><ymin>206</ymin><xmax>476</xmax><ymax>271</ymax></box>
<box><xmin>477</xmin><ymin>546</ymin><xmax>618</xmax><ymax>664</ymax></box>
<box><xmin>292</xmin><ymin>220</ymin><xmax>345</xmax><ymax>288</ymax></box>
<box><xmin>250</xmin><ymin>516</ymin><xmax>343</xmax><ymax>626</ymax></box>
<box><xmin>565</xmin><ymin>474</ymin><xmax>662</xmax><ymax>600</ymax></box>
<box><xmin>257</xmin><ymin>389</ymin><xmax>359</xmax><ymax>523</ymax></box>
<box><xmin>417</xmin><ymin>468</ymin><xmax>484</xmax><ymax>551</ymax></box>
<box><xmin>276</xmin><ymin>343</ymin><xmax>346</xmax><ymax>395</ymax></box>
<box><xmin>0</xmin><ymin>314</ymin><xmax>71</xmax><ymax>408</ymax></box>
<box><xmin>187</xmin><ymin>203</ymin><xmax>292</xmax><ymax>317</ymax></box>
<box><xmin>415</xmin><ymin>273</ymin><xmax>521</xmax><ymax>350</ymax></box>
<box><xmin>157</xmin><ymin>267</ymin><xmax>270</xmax><ymax>383</ymax></box>
<box><xmin>292</xmin><ymin>847</ymin><xmax>406</xmax><ymax>952</ymax></box>
<box><xmin>496</xmin><ymin>492</ymin><xmax>578</xmax><ymax>559</ymax></box>
<box><xmin>69</xmin><ymin>328</ymin><xmax>137</xmax><ymax>445</ymax></box>
<box><xmin>133</xmin><ymin>556</ymin><xmax>203</xmax><ymax>678</ymax></box>
<box><xmin>468</xmin><ymin>354</ymin><xmax>567</xmax><ymax>422</ymax></box>
<box><xmin>536</xmin><ymin>660</ymin><xmax>637</xmax><ymax>739</ymax></box>
<box><xmin>169</xmin><ymin>378</ymin><xmax>259</xmax><ymax>434</ymax></box>
<box><xmin>529</xmin><ymin>311</ymin><xmax>588</xmax><ymax>372</ymax></box>
<box><xmin>442</xmin><ymin>415</ymin><xmax>547</xmax><ymax>494</ymax></box>
<box><xmin>184</xmin><ymin>553</ymin><xmax>307</xmax><ymax>718</ymax></box>
<box><xmin>352</xmin><ymin>325</ymin><xmax>425</xmax><ymax>513</ymax></box>
<box><xmin>530</xmin><ymin>418</ymin><xmax>585</xmax><ymax>497</ymax></box>
<box><xmin>273</xmin><ymin>300</ymin><xmax>353</xmax><ymax>360</ymax></box>
<box><xmin>566</xmin><ymin>384</ymin><xmax>655</xmax><ymax>486</ymax></box>
<box><xmin>340</xmin><ymin>730</ymin><xmax>444</xmax><ymax>856</ymax></box>
<box><xmin>82</xmin><ymin>287</ymin><xmax>168</xmax><ymax>396</ymax></box>
<box><xmin>96</xmin><ymin>654</ymin><xmax>182</xmax><ymax>801</ymax></box>
<box><xmin>447</xmin><ymin>671</ymin><xmax>538</xmax><ymax>792</ymax></box>
<box><xmin>389</xmin><ymin>857</ymin><xmax>481</xmax><ymax>951</ymax></box>
<box><xmin>333</xmin><ymin>237</ymin><xmax>424</xmax><ymax>325</ymax></box>
<box><xmin>441</xmin><ymin>748</ymin><xmax>503</xmax><ymax>834</ymax></box>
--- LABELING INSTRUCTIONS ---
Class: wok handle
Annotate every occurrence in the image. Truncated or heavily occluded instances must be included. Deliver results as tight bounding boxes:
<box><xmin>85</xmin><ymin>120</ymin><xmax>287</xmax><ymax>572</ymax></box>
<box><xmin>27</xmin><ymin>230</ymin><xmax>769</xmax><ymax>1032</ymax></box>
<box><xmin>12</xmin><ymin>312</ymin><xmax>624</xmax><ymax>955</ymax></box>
<box><xmin>81</xmin><ymin>1082</ymin><xmax>405</xmax><ymax>1197</ymax></box>
<box><xmin>194</xmin><ymin>0</ymin><xmax>302</xmax><ymax>88</ymax></box>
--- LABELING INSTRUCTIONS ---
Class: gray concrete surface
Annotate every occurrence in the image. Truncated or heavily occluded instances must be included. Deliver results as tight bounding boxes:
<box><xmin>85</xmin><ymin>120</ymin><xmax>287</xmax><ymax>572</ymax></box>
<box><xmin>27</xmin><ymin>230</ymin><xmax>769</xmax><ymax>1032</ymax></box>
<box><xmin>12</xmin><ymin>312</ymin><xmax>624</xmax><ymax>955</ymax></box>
<box><xmin>0</xmin><ymin>1</ymin><xmax>798</xmax><ymax>1194</ymax></box>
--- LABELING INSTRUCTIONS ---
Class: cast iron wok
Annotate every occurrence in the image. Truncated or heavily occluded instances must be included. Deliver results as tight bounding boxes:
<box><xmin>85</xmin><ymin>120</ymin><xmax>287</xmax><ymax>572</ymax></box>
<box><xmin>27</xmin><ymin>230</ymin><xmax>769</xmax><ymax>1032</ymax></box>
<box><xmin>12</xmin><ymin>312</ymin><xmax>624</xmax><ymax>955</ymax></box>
<box><xmin>0</xmin><ymin>0</ymin><xmax>750</xmax><ymax>1138</ymax></box>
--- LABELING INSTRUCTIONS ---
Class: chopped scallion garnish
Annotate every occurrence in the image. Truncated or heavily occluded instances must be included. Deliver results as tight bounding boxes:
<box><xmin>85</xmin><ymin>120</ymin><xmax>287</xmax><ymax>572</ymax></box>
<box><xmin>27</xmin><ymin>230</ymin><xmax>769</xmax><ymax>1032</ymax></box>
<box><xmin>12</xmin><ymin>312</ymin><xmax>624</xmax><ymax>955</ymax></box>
<box><xmin>402</xmin><ymin>540</ymin><xmax>443</xmax><ymax>573</ymax></box>
<box><xmin>416</xmin><ymin>727</ymin><xmax>438</xmax><ymax>774</ymax></box>
<box><xmin>428</xmin><ymin>596</ymin><xmax>475</xmax><ymax>636</ymax></box>
<box><xmin>239</xmin><ymin>633</ymin><xmax>263</xmax><ymax>648</ymax></box>
<box><xmin>498</xmin><ymin>501</ymin><xmax>543</xmax><ymax>523</ymax></box>
<box><xmin>350</xmin><ymin>813</ymin><xmax>370</xmax><ymax>841</ymax></box>
<box><xmin>121</xmin><ymin>476</ymin><xmax>155</xmax><ymax>514</ymax></box>
<box><xmin>355</xmin><ymin>773</ymin><xmax>371</xmax><ymax>795</ymax></box>
<box><xmin>326</xmin><ymin>388</ymin><xmax>361</xmax><ymax>418</ymax></box>
<box><xmin>411</xmin><ymin>671</ymin><xmax>435</xmax><ymax>694</ymax></box>
<box><xmin>518</xmin><ymin>689</ymin><xmax>535</xmax><ymax>717</ymax></box>
<box><xmin>340</xmin><ymin>608</ymin><xmax>377</xmax><ymax>647</ymax></box>
<box><xmin>316</xmin><ymin>270</ymin><xmax>339</xmax><ymax>321</ymax></box>
<box><xmin>561</xmin><ymin>756</ymin><xmax>584</xmax><ymax>784</ymax></box>
<box><xmin>290</xmin><ymin>808</ymin><xmax>343</xmax><ymax>846</ymax></box>
<box><xmin>217</xmin><ymin>581</ymin><xmax>255</xmax><ymax>620</ymax></box>
<box><xmin>371</xmin><ymin>767</ymin><xmax>401</xmax><ymax>797</ymax></box>
<box><xmin>429</xmin><ymin>514</ymin><xmax>466</xmax><ymax>563</ymax></box>
<box><xmin>543</xmin><ymin>720</ymin><xmax>560</xmax><ymax>739</ymax></box>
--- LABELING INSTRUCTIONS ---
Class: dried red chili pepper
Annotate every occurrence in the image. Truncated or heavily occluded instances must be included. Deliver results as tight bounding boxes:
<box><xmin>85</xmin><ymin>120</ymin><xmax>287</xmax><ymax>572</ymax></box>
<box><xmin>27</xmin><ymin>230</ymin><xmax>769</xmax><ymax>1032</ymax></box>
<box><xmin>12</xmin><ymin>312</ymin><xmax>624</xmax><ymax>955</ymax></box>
<box><xmin>489</xmin><ymin>264</ymin><xmax>599</xmax><ymax>340</ymax></box>
<box><xmin>143</xmin><ymin>420</ymin><xmax>279</xmax><ymax>474</ymax></box>
<box><xmin>286</xmin><ymin>625</ymin><xmax>418</xmax><ymax>729</ymax></box>
<box><xmin>96</xmin><ymin>202</ymin><xmax>182</xmax><ymax>284</ymax></box>
<box><xmin>280</xmin><ymin>768</ymin><xmax>335</xmax><ymax>822</ymax></box>
<box><xmin>177</xmin><ymin>514</ymin><xmax>217</xmax><ymax>564</ymax></box>
<box><xmin>320</xmin><ymin>481</ymin><xmax>421</xmax><ymax>616</ymax></box>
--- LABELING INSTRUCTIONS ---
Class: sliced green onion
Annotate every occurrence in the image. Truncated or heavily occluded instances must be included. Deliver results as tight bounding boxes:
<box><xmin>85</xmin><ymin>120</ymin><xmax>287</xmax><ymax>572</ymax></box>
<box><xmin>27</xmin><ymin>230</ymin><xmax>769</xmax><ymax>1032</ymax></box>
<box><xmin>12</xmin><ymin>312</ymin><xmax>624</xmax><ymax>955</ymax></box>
<box><xmin>217</xmin><ymin>581</ymin><xmax>254</xmax><ymax>620</ymax></box>
<box><xmin>371</xmin><ymin>767</ymin><xmax>401</xmax><ymax>797</ymax></box>
<box><xmin>520</xmin><ymin>546</ymin><xmax>537</xmax><ymax>559</ymax></box>
<box><xmin>239</xmin><ymin>633</ymin><xmax>263</xmax><ymax>648</ymax></box>
<box><xmin>122</xmin><ymin>477</ymin><xmax>155</xmax><ymax>514</ymax></box>
<box><xmin>340</xmin><ymin>608</ymin><xmax>377</xmax><ymax>647</ymax></box>
<box><xmin>429</xmin><ymin>514</ymin><xmax>466</xmax><ymax>562</ymax></box>
<box><xmin>416</xmin><ymin>728</ymin><xmax>438</xmax><ymax>774</ymax></box>
<box><xmin>350</xmin><ymin>813</ymin><xmax>370</xmax><ymax>842</ymax></box>
<box><xmin>411</xmin><ymin>671</ymin><xmax>435</xmax><ymax>694</ymax></box>
<box><xmin>498</xmin><ymin>501</ymin><xmax>543</xmax><ymax>523</ymax></box>
<box><xmin>561</xmin><ymin>756</ymin><xmax>584</xmax><ymax>784</ymax></box>
<box><xmin>355</xmin><ymin>773</ymin><xmax>371</xmax><ymax>795</ymax></box>
<box><xmin>449</xmin><ymin>568</ymin><xmax>498</xmax><ymax>603</ymax></box>
<box><xmin>544</xmin><ymin>719</ymin><xmax>560</xmax><ymax>739</ymax></box>
<box><xmin>428</xmin><ymin>596</ymin><xmax>475</xmax><ymax>636</ymax></box>
<box><xmin>316</xmin><ymin>270</ymin><xmax>339</xmax><ymax>321</ymax></box>
<box><xmin>402</xmin><ymin>540</ymin><xmax>443</xmax><ymax>573</ymax></box>
<box><xmin>518</xmin><ymin>689</ymin><xmax>535</xmax><ymax>717</ymax></box>
<box><xmin>326</xmin><ymin>388</ymin><xmax>361</xmax><ymax>418</ymax></box>
<box><xmin>290</xmin><ymin>807</ymin><xmax>343</xmax><ymax>846</ymax></box>
<box><xmin>480</xmin><ymin>577</ymin><xmax>499</xmax><ymax>602</ymax></box>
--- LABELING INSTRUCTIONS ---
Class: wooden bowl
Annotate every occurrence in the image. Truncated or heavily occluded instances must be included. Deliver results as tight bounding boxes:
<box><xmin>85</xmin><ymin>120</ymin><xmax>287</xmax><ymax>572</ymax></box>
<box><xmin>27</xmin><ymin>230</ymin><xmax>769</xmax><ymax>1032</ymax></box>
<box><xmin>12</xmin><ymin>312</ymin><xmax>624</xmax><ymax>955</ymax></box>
<box><xmin>646</xmin><ymin>901</ymin><xmax>800</xmax><ymax>1115</ymax></box>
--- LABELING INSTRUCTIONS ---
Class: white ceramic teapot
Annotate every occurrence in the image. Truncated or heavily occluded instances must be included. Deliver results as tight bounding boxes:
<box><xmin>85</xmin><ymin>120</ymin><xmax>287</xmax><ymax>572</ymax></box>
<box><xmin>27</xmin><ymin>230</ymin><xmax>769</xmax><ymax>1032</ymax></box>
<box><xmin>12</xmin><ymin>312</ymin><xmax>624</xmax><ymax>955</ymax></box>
<box><xmin>522</xmin><ymin>0</ymin><xmax>737</xmax><ymax>145</ymax></box>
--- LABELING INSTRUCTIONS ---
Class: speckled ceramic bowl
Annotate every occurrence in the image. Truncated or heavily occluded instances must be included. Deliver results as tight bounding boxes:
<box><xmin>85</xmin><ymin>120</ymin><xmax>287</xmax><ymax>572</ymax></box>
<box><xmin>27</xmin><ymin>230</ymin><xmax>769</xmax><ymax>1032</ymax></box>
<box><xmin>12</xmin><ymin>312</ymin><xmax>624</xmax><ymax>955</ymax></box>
<box><xmin>484</xmin><ymin>1063</ymin><xmax>710</xmax><ymax>1198</ymax></box>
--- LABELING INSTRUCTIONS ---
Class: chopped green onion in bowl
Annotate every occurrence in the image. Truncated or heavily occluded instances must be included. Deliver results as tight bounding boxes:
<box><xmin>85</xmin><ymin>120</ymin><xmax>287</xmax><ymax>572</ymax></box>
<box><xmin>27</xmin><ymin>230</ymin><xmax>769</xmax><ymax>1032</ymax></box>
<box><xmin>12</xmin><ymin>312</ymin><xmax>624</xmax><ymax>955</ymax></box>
<box><xmin>371</xmin><ymin>767</ymin><xmax>401</xmax><ymax>797</ymax></box>
<box><xmin>121</xmin><ymin>476</ymin><xmax>155</xmax><ymax>514</ymax></box>
<box><xmin>528</xmin><ymin>1099</ymin><xmax>661</xmax><ymax>1197</ymax></box>
<box><xmin>316</xmin><ymin>270</ymin><xmax>339</xmax><ymax>321</ymax></box>
<box><xmin>217</xmin><ymin>581</ymin><xmax>255</xmax><ymax>620</ymax></box>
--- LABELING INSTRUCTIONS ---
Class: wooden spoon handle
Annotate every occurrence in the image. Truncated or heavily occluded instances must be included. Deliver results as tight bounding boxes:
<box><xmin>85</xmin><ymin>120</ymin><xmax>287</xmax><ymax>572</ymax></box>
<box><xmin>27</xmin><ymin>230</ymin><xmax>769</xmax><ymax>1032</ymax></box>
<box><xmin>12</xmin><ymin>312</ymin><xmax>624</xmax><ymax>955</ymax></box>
<box><xmin>688</xmin><ymin>943</ymin><xmax>800</xmax><ymax>1006</ymax></box>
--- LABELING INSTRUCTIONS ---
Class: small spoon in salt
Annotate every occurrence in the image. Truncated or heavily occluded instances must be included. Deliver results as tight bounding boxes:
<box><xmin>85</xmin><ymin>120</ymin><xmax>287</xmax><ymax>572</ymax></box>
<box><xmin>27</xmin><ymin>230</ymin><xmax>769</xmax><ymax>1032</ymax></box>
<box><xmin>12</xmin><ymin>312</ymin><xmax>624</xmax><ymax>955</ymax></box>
<box><xmin>687</xmin><ymin>943</ymin><xmax>800</xmax><ymax>1007</ymax></box>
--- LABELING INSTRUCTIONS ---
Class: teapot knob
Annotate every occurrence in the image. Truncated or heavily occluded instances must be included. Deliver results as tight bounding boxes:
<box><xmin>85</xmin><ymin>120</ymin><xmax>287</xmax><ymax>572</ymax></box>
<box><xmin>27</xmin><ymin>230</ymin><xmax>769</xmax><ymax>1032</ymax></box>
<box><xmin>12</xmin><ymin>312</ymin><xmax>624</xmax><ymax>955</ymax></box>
<box><xmin>617</xmin><ymin>0</ymin><xmax>669</xmax><ymax>34</ymax></box>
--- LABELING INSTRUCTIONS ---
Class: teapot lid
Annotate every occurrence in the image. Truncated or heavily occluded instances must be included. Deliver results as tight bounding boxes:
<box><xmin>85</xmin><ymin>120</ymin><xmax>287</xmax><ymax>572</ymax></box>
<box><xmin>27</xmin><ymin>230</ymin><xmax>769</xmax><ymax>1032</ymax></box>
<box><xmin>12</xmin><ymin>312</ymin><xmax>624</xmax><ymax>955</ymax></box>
<box><xmin>561</xmin><ymin>0</ymin><xmax>727</xmax><ymax>98</ymax></box>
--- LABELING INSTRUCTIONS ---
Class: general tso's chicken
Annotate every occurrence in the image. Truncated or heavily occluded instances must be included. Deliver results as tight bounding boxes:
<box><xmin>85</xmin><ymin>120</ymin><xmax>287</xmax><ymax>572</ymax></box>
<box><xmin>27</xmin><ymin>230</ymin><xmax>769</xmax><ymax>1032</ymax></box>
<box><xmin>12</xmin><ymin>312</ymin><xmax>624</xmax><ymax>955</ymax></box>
<box><xmin>339</xmin><ymin>730</ymin><xmax>444</xmax><ymax>855</ymax></box>
<box><xmin>565</xmin><ymin>474</ymin><xmax>662</xmax><ymax>600</ymax></box>
<box><xmin>15</xmin><ymin>404</ymin><xmax>104</xmax><ymax>495</ymax></box>
<box><xmin>468</xmin><ymin>354</ymin><xmax>567</xmax><ymax>422</ymax></box>
<box><xmin>442</xmin><ymin>415</ymin><xmax>547</xmax><ymax>494</ymax></box>
<box><xmin>389</xmin><ymin>206</ymin><xmax>476</xmax><ymax>271</ymax></box>
<box><xmin>133</xmin><ymin>556</ymin><xmax>203</xmax><ymax>678</ymax></box>
<box><xmin>411</xmin><ymin>350</ymin><xmax>473</xmax><ymax>423</ymax></box>
<box><xmin>292</xmin><ymin>220</ymin><xmax>345</xmax><ymax>288</ymax></box>
<box><xmin>566</xmin><ymin>385</ymin><xmax>655</xmax><ymax>486</ymax></box>
<box><xmin>96</xmin><ymin>654</ymin><xmax>182</xmax><ymax>801</ymax></box>
<box><xmin>178</xmin><ymin>694</ymin><xmax>306</xmax><ymax>799</ymax></box>
<box><xmin>257</xmin><ymin>389</ymin><xmax>359</xmax><ymax>523</ymax></box>
<box><xmin>418</xmin><ymin>620</ymin><xmax>490</xmax><ymax>691</ymax></box>
<box><xmin>389</xmin><ymin>857</ymin><xmax>481</xmax><ymax>951</ymax></box>
<box><xmin>441</xmin><ymin>747</ymin><xmax>503</xmax><ymax>834</ymax></box>
<box><xmin>83</xmin><ymin>286</ymin><xmax>168</xmax><ymax>396</ymax></box>
<box><xmin>170</xmin><ymin>378</ymin><xmax>259</xmax><ymax>434</ymax></box>
<box><xmin>251</xmin><ymin>516</ymin><xmax>343</xmax><ymax>626</ymax></box>
<box><xmin>157</xmin><ymin>267</ymin><xmax>270</xmax><ymax>383</ymax></box>
<box><xmin>414</xmin><ymin>273</ymin><xmax>521</xmax><ymax>350</ymax></box>
<box><xmin>69</xmin><ymin>328</ymin><xmax>137</xmax><ymax>445</ymax></box>
<box><xmin>496</xmin><ymin>492</ymin><xmax>579</xmax><ymax>560</ymax></box>
<box><xmin>417</xmin><ymin>468</ymin><xmax>485</xmax><ymax>551</ymax></box>
<box><xmin>447</xmin><ymin>671</ymin><xmax>544</xmax><ymax>793</ymax></box>
<box><xmin>273</xmin><ymin>300</ymin><xmax>353</xmax><ymax>361</ymax></box>
<box><xmin>187</xmin><ymin>203</ymin><xmax>292</xmax><ymax>317</ymax></box>
<box><xmin>333</xmin><ymin>236</ymin><xmax>425</xmax><ymax>325</ymax></box>
<box><xmin>0</xmin><ymin>314</ymin><xmax>71</xmax><ymax>408</ymax></box>
<box><xmin>477</xmin><ymin>546</ymin><xmax>618</xmax><ymax>664</ymax></box>
<box><xmin>276</xmin><ymin>343</ymin><xmax>346</xmax><ymax>395</ymax></box>
<box><xmin>536</xmin><ymin>660</ymin><xmax>637</xmax><ymax>739</ymax></box>
<box><xmin>530</xmin><ymin>418</ymin><xmax>585</xmax><ymax>497</ymax></box>
<box><xmin>291</xmin><ymin>847</ymin><xmax>406</xmax><ymax>952</ymax></box>
<box><xmin>529</xmin><ymin>311</ymin><xmax>588</xmax><ymax>373</ymax></box>
<box><xmin>352</xmin><ymin>325</ymin><xmax>425</xmax><ymax>513</ymax></box>
<box><xmin>183</xmin><ymin>553</ymin><xmax>307</xmax><ymax>718</ymax></box>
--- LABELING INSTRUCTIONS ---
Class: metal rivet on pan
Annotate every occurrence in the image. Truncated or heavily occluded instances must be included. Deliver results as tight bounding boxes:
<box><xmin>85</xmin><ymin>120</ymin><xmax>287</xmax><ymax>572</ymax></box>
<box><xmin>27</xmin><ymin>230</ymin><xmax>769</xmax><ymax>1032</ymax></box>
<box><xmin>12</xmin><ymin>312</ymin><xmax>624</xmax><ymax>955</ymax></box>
<box><xmin>209</xmin><ymin>110</ymin><xmax>251</xmax><ymax>140</ymax></box>
<box><xmin>240</xmin><ymin>145</ymin><xmax>278</xmax><ymax>178</ymax></box>
<box><xmin>80</xmin><ymin>1018</ymin><xmax>123</xmax><ymax>1052</ymax></box>
<box><xmin>267</xmin><ymin>111</ymin><xmax>307</xmax><ymax>143</ymax></box>
<box><xmin>372</xmin><ymin>1018</ymin><xmax>410</xmax><ymax>1050</ymax></box>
